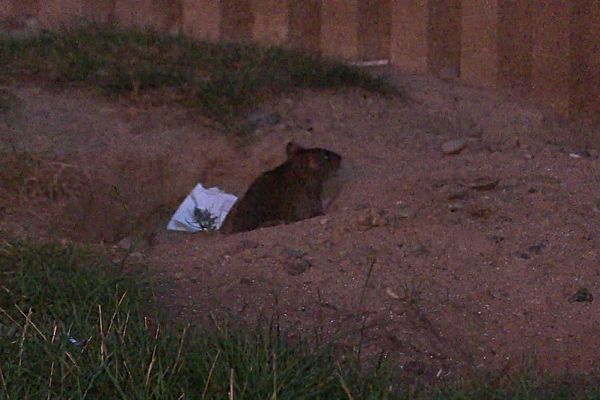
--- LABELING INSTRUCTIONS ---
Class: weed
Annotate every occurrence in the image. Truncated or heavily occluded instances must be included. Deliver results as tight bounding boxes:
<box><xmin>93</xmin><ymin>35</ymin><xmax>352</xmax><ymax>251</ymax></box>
<box><xmin>191</xmin><ymin>207</ymin><xmax>218</xmax><ymax>231</ymax></box>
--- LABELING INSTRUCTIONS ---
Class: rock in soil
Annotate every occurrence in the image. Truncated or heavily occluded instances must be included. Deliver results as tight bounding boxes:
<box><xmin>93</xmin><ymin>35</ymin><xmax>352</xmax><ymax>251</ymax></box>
<box><xmin>469</xmin><ymin>177</ymin><xmax>500</xmax><ymax>191</ymax></box>
<box><xmin>286</xmin><ymin>258</ymin><xmax>311</xmax><ymax>276</ymax></box>
<box><xmin>441</xmin><ymin>138</ymin><xmax>467</xmax><ymax>155</ymax></box>
<box><xmin>527</xmin><ymin>243</ymin><xmax>546</xmax><ymax>255</ymax></box>
<box><xmin>357</xmin><ymin>207</ymin><xmax>389</xmax><ymax>230</ymax></box>
<box><xmin>569</xmin><ymin>288</ymin><xmax>593</xmax><ymax>303</ymax></box>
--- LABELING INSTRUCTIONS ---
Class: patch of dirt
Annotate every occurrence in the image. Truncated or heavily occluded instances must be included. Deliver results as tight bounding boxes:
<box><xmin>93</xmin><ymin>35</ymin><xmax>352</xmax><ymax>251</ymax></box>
<box><xmin>2</xmin><ymin>70</ymin><xmax>600</xmax><ymax>382</ymax></box>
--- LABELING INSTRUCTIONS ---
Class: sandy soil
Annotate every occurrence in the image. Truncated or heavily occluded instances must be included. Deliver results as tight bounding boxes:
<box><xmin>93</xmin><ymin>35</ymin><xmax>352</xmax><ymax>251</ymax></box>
<box><xmin>2</xmin><ymin>70</ymin><xmax>600</xmax><ymax>382</ymax></box>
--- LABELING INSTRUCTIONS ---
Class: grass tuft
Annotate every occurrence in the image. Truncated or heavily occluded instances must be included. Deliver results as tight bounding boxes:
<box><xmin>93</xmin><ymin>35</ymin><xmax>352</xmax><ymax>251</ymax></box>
<box><xmin>0</xmin><ymin>25</ymin><xmax>394</xmax><ymax>130</ymax></box>
<box><xmin>0</xmin><ymin>241</ymin><xmax>395</xmax><ymax>399</ymax></box>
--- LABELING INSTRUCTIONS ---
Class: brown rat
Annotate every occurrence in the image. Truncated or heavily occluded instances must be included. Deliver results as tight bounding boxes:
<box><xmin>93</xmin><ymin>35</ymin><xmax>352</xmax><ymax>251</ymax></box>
<box><xmin>220</xmin><ymin>141</ymin><xmax>342</xmax><ymax>234</ymax></box>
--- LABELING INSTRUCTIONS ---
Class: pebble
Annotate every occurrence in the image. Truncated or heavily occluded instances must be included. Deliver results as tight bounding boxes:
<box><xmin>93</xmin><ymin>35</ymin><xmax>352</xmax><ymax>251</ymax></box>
<box><xmin>469</xmin><ymin>208</ymin><xmax>494</xmax><ymax>220</ymax></box>
<box><xmin>569</xmin><ymin>288</ymin><xmax>593</xmax><ymax>303</ymax></box>
<box><xmin>283</xmin><ymin>247</ymin><xmax>307</xmax><ymax>258</ymax></box>
<box><xmin>447</xmin><ymin>202</ymin><xmax>464</xmax><ymax>212</ymax></box>
<box><xmin>569</xmin><ymin>150</ymin><xmax>591</xmax><ymax>159</ymax></box>
<box><xmin>246</xmin><ymin>109</ymin><xmax>281</xmax><ymax>127</ymax></box>
<box><xmin>357</xmin><ymin>207</ymin><xmax>388</xmax><ymax>230</ymax></box>
<box><xmin>441</xmin><ymin>138</ymin><xmax>467</xmax><ymax>155</ymax></box>
<box><xmin>469</xmin><ymin>177</ymin><xmax>500</xmax><ymax>191</ymax></box>
<box><xmin>117</xmin><ymin>236</ymin><xmax>133</xmax><ymax>250</ymax></box>
<box><xmin>528</xmin><ymin>243</ymin><xmax>546</xmax><ymax>255</ymax></box>
<box><xmin>396</xmin><ymin>206</ymin><xmax>413</xmax><ymax>219</ymax></box>
<box><xmin>286</xmin><ymin>259</ymin><xmax>311</xmax><ymax>276</ymax></box>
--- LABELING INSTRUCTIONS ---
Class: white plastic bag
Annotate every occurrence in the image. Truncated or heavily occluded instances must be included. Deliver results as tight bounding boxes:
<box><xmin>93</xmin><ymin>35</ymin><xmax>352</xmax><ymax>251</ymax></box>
<box><xmin>167</xmin><ymin>183</ymin><xmax>237</xmax><ymax>232</ymax></box>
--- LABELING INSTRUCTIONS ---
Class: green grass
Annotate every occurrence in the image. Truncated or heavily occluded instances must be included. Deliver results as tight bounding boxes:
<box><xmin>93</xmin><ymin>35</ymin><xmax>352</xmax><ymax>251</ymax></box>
<box><xmin>0</xmin><ymin>241</ymin><xmax>395</xmax><ymax>399</ymax></box>
<box><xmin>0</xmin><ymin>25</ymin><xmax>394</xmax><ymax>130</ymax></box>
<box><xmin>2</xmin><ymin>241</ymin><xmax>600</xmax><ymax>399</ymax></box>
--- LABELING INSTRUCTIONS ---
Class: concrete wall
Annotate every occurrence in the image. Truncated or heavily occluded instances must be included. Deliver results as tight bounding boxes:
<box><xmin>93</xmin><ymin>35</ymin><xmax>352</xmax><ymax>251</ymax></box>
<box><xmin>2</xmin><ymin>0</ymin><xmax>599</xmax><ymax>121</ymax></box>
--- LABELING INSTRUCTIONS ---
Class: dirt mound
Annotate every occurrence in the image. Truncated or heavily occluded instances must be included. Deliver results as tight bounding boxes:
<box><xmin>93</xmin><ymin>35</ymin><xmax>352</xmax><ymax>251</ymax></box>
<box><xmin>2</xmin><ymin>71</ymin><xmax>600</xmax><ymax>380</ymax></box>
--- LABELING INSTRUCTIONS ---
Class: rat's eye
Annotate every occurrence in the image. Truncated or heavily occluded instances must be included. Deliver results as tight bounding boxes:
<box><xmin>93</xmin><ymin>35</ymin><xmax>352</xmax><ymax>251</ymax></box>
<box><xmin>324</xmin><ymin>154</ymin><xmax>330</xmax><ymax>160</ymax></box>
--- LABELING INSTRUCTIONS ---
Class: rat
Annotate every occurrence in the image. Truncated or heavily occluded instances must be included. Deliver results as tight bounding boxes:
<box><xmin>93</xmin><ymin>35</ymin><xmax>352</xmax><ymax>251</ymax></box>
<box><xmin>220</xmin><ymin>141</ymin><xmax>342</xmax><ymax>234</ymax></box>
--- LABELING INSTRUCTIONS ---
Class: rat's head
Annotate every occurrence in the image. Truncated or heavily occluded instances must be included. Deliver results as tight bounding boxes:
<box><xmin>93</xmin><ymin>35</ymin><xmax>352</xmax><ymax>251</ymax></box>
<box><xmin>286</xmin><ymin>141</ymin><xmax>341</xmax><ymax>177</ymax></box>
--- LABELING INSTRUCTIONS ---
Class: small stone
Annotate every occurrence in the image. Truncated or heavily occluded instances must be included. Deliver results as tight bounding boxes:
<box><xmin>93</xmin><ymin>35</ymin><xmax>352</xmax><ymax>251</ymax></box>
<box><xmin>528</xmin><ymin>243</ymin><xmax>546</xmax><ymax>255</ymax></box>
<box><xmin>240</xmin><ymin>278</ymin><xmax>253</xmax><ymax>285</ymax></box>
<box><xmin>396</xmin><ymin>206</ymin><xmax>412</xmax><ymax>219</ymax></box>
<box><xmin>469</xmin><ymin>208</ymin><xmax>494</xmax><ymax>220</ymax></box>
<box><xmin>246</xmin><ymin>109</ymin><xmax>281</xmax><ymax>127</ymax></box>
<box><xmin>469</xmin><ymin>177</ymin><xmax>500</xmax><ymax>191</ymax></box>
<box><xmin>447</xmin><ymin>191</ymin><xmax>467</xmax><ymax>201</ymax></box>
<box><xmin>441</xmin><ymin>138</ymin><xmax>467</xmax><ymax>155</ymax></box>
<box><xmin>357</xmin><ymin>207</ymin><xmax>389</xmax><ymax>230</ymax></box>
<box><xmin>284</xmin><ymin>247</ymin><xmax>307</xmax><ymax>258</ymax></box>
<box><xmin>489</xmin><ymin>235</ymin><xmax>504</xmax><ymax>244</ymax></box>
<box><xmin>238</xmin><ymin>239</ymin><xmax>259</xmax><ymax>250</ymax></box>
<box><xmin>569</xmin><ymin>288</ymin><xmax>593</xmax><ymax>303</ymax></box>
<box><xmin>240</xmin><ymin>249</ymin><xmax>254</xmax><ymax>259</ymax></box>
<box><xmin>286</xmin><ymin>259</ymin><xmax>311</xmax><ymax>276</ymax></box>
<box><xmin>570</xmin><ymin>150</ymin><xmax>591</xmax><ymax>159</ymax></box>
<box><xmin>320</xmin><ymin>217</ymin><xmax>329</xmax><ymax>225</ymax></box>
<box><xmin>385</xmin><ymin>288</ymin><xmax>400</xmax><ymax>299</ymax></box>
<box><xmin>117</xmin><ymin>236</ymin><xmax>133</xmax><ymax>250</ymax></box>
<box><xmin>411</xmin><ymin>243</ymin><xmax>429</xmax><ymax>256</ymax></box>
<box><xmin>447</xmin><ymin>202</ymin><xmax>464</xmax><ymax>212</ymax></box>
<box><xmin>174</xmin><ymin>272</ymin><xmax>185</xmax><ymax>280</ymax></box>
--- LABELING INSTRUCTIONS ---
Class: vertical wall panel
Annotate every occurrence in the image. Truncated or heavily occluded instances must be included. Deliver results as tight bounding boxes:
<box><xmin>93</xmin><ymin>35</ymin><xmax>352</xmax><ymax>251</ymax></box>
<box><xmin>288</xmin><ymin>0</ymin><xmax>321</xmax><ymax>54</ymax></box>
<box><xmin>358</xmin><ymin>0</ymin><xmax>391</xmax><ymax>60</ymax></box>
<box><xmin>38</xmin><ymin>0</ymin><xmax>82</xmax><ymax>29</ymax></box>
<box><xmin>461</xmin><ymin>0</ymin><xmax>499</xmax><ymax>87</ymax></box>
<box><xmin>220</xmin><ymin>0</ymin><xmax>253</xmax><ymax>42</ymax></box>
<box><xmin>390</xmin><ymin>1</ymin><xmax>428</xmax><ymax>72</ymax></box>
<box><xmin>531</xmin><ymin>0</ymin><xmax>571</xmax><ymax>114</ymax></box>
<box><xmin>428</xmin><ymin>0</ymin><xmax>462</xmax><ymax>78</ymax></box>
<box><xmin>182</xmin><ymin>0</ymin><xmax>221</xmax><ymax>40</ymax></box>
<box><xmin>252</xmin><ymin>0</ymin><xmax>288</xmax><ymax>45</ymax></box>
<box><xmin>569</xmin><ymin>0</ymin><xmax>600</xmax><ymax>121</ymax></box>
<box><xmin>498</xmin><ymin>0</ymin><xmax>532</xmax><ymax>93</ymax></box>
<box><xmin>81</xmin><ymin>0</ymin><xmax>116</xmax><ymax>24</ymax></box>
<box><xmin>321</xmin><ymin>0</ymin><xmax>358</xmax><ymax>60</ymax></box>
<box><xmin>115</xmin><ymin>0</ymin><xmax>154</xmax><ymax>28</ymax></box>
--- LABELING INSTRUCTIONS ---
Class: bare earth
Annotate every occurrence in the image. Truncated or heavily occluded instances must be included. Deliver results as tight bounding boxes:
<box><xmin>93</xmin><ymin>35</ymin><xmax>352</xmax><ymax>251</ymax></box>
<box><xmin>2</xmin><ymin>70</ymin><xmax>600</xmax><ymax>381</ymax></box>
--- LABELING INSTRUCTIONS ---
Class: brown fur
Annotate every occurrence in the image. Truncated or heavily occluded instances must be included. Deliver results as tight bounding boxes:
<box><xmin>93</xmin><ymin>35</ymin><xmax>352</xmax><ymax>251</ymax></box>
<box><xmin>220</xmin><ymin>142</ymin><xmax>342</xmax><ymax>234</ymax></box>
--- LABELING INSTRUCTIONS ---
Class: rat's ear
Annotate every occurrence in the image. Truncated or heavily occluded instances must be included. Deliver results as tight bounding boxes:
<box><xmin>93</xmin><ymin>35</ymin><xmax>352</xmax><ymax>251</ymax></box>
<box><xmin>286</xmin><ymin>141</ymin><xmax>304</xmax><ymax>157</ymax></box>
